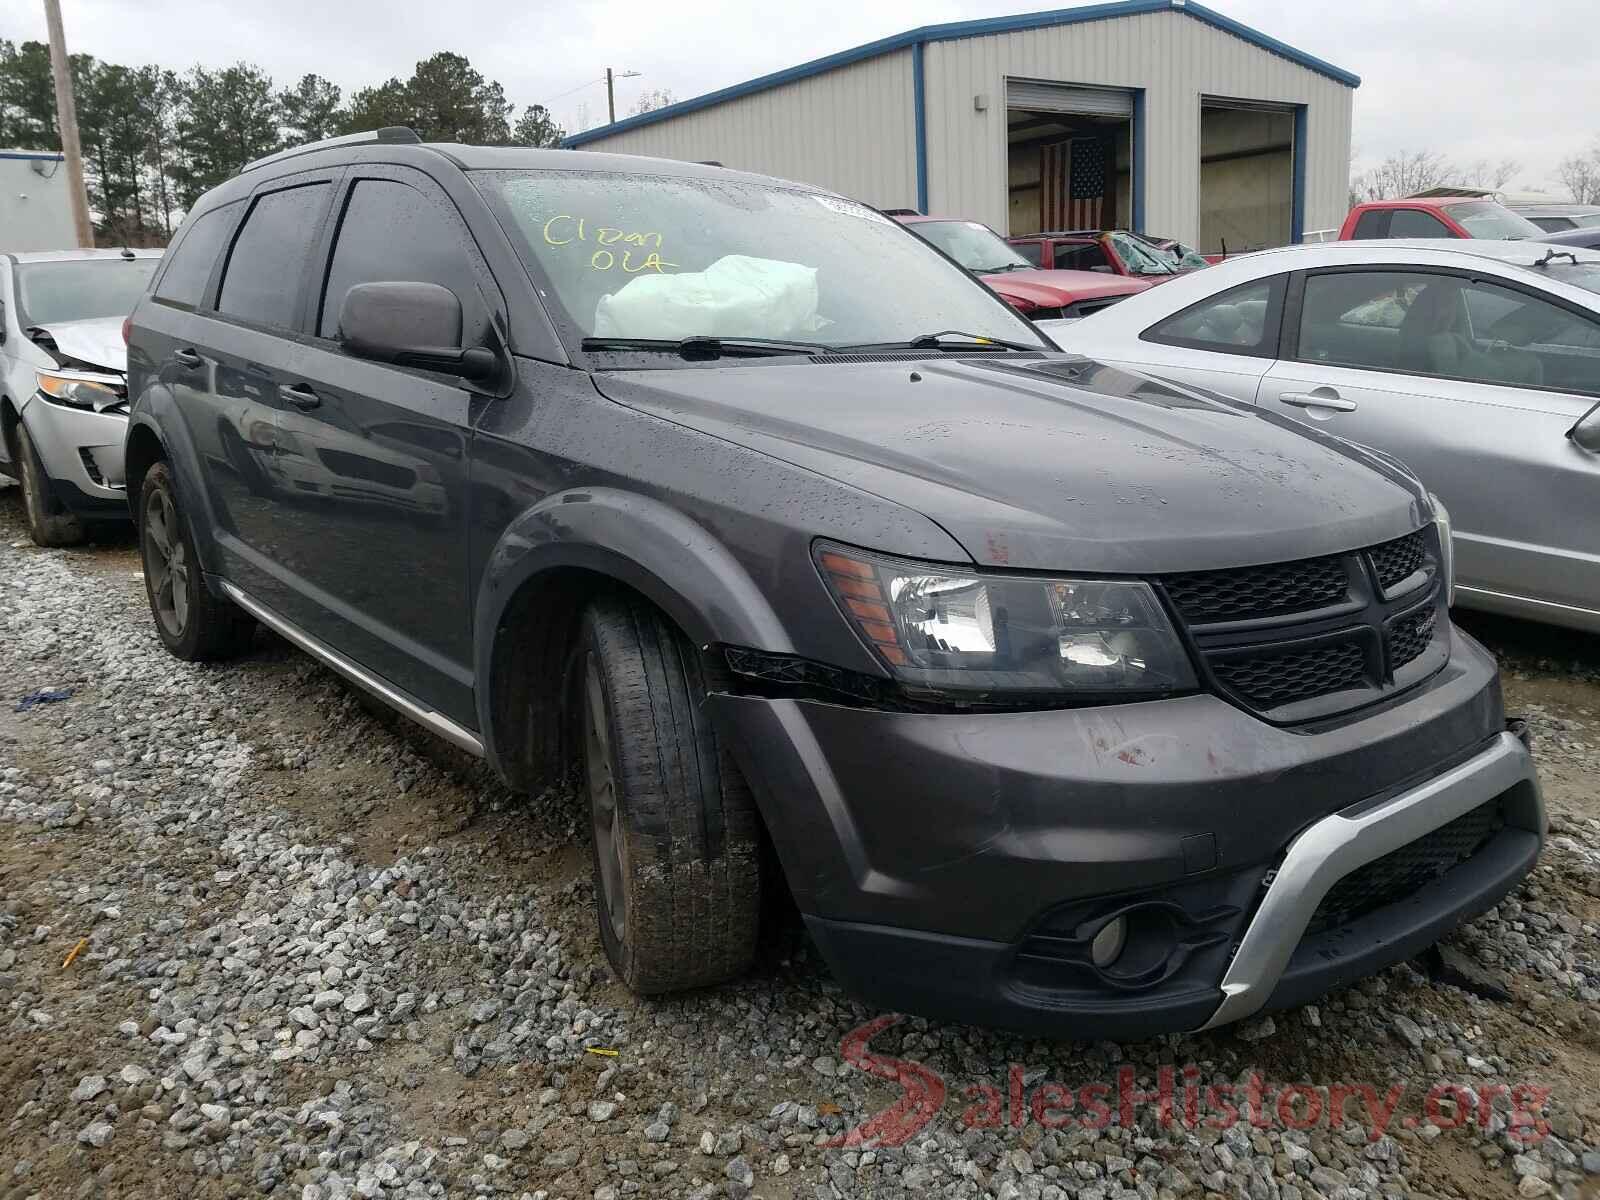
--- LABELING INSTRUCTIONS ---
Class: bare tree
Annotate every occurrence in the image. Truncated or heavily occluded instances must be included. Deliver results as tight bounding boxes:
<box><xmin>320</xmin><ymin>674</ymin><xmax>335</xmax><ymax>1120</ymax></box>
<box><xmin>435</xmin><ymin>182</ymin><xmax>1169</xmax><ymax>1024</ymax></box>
<box><xmin>1350</xmin><ymin>150</ymin><xmax>1453</xmax><ymax>202</ymax></box>
<box><xmin>629</xmin><ymin>88</ymin><xmax>676</xmax><ymax>116</ymax></box>
<box><xmin>1458</xmin><ymin>158</ymin><xmax>1520</xmax><ymax>191</ymax></box>
<box><xmin>1557</xmin><ymin>142</ymin><xmax>1600</xmax><ymax>204</ymax></box>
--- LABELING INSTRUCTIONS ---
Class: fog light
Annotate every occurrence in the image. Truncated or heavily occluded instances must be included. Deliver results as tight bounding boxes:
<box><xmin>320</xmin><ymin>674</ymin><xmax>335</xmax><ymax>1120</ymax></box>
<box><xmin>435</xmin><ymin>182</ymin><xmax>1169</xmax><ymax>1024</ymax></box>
<box><xmin>1090</xmin><ymin>916</ymin><xmax>1127</xmax><ymax>968</ymax></box>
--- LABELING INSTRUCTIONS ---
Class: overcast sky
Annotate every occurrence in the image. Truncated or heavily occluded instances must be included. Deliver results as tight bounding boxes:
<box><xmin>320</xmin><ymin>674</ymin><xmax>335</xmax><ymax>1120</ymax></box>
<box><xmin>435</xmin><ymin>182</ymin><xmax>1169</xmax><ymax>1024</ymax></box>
<box><xmin>2</xmin><ymin>0</ymin><xmax>1594</xmax><ymax>193</ymax></box>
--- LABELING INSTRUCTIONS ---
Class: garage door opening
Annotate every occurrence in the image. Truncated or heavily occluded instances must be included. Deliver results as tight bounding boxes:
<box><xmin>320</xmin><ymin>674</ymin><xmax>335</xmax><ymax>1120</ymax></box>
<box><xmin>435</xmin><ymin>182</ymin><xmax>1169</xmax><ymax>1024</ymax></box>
<box><xmin>1005</xmin><ymin>80</ymin><xmax>1134</xmax><ymax>237</ymax></box>
<box><xmin>1199</xmin><ymin>99</ymin><xmax>1295</xmax><ymax>254</ymax></box>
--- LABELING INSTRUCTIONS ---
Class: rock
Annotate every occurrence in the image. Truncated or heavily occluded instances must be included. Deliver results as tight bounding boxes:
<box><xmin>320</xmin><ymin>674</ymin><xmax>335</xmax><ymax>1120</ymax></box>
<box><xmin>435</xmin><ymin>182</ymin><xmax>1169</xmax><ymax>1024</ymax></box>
<box><xmin>772</xmin><ymin>1154</ymin><xmax>791</xmax><ymax>1175</ymax></box>
<box><xmin>77</xmin><ymin>1121</ymin><xmax>114</xmax><ymax>1148</ymax></box>
<box><xmin>725</xmin><ymin>1157</ymin><xmax>755</xmax><ymax>1187</ymax></box>
<box><xmin>1237</xmin><ymin>1017</ymin><xmax>1277</xmax><ymax>1042</ymax></box>
<box><xmin>587</xmin><ymin>1100</ymin><xmax>618</xmax><ymax>1122</ymax></box>
<box><xmin>343</xmin><ymin>991</ymin><xmax>372</xmax><ymax>1014</ymax></box>
<box><xmin>1391</xmin><ymin>1014</ymin><xmax>1425</xmax><ymax>1049</ymax></box>
<box><xmin>812</xmin><ymin>1056</ymin><xmax>838</xmax><ymax>1077</ymax></box>
<box><xmin>643</xmin><ymin>1121</ymin><xmax>670</xmax><ymax>1142</ymax></box>
<box><xmin>119</xmin><ymin>1065</ymin><xmax>152</xmax><ymax>1085</ymax></box>
<box><xmin>501</xmin><ymin>1129</ymin><xmax>530</xmax><ymax>1150</ymax></box>
<box><xmin>312</xmin><ymin>989</ymin><xmax>345</xmax><ymax>1011</ymax></box>
<box><xmin>289</xmin><ymin>1005</ymin><xmax>319</xmax><ymax>1029</ymax></box>
<box><xmin>71</xmin><ymin>1075</ymin><xmax>108</xmax><ymax>1102</ymax></box>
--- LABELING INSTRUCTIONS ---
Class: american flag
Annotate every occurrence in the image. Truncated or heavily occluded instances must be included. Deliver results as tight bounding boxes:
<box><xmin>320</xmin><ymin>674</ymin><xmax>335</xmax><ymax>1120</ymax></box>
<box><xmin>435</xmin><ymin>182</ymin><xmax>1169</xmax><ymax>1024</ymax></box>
<box><xmin>1040</xmin><ymin>138</ymin><xmax>1107</xmax><ymax>229</ymax></box>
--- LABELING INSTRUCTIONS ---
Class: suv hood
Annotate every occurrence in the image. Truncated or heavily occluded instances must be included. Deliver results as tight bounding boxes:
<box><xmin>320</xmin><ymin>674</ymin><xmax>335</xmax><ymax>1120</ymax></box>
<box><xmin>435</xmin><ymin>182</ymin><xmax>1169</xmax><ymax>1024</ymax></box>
<box><xmin>594</xmin><ymin>356</ymin><xmax>1429</xmax><ymax>573</ymax></box>
<box><xmin>28</xmin><ymin>316</ymin><xmax>127</xmax><ymax>375</ymax></box>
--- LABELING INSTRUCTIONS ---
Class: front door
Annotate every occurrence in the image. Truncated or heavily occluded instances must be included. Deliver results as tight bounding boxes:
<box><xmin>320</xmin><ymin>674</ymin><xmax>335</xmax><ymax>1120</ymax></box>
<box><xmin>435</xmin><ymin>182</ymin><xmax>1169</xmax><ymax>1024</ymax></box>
<box><xmin>1261</xmin><ymin>266</ymin><xmax>1600</xmax><ymax>618</ymax></box>
<box><xmin>260</xmin><ymin>167</ymin><xmax>493</xmax><ymax>727</ymax></box>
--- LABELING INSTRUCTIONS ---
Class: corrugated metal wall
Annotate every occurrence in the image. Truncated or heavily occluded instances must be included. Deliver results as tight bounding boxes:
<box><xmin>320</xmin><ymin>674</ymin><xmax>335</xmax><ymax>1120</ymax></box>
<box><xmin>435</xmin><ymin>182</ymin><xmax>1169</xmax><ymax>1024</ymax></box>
<box><xmin>567</xmin><ymin>51</ymin><xmax>919</xmax><ymax>209</ymax></box>
<box><xmin>926</xmin><ymin>10</ymin><xmax>1352</xmax><ymax>244</ymax></box>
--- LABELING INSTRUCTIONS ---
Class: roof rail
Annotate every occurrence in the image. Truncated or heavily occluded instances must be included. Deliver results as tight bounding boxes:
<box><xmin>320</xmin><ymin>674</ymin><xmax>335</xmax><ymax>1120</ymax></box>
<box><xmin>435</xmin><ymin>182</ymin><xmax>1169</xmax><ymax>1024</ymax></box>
<box><xmin>240</xmin><ymin>126</ymin><xmax>421</xmax><ymax>175</ymax></box>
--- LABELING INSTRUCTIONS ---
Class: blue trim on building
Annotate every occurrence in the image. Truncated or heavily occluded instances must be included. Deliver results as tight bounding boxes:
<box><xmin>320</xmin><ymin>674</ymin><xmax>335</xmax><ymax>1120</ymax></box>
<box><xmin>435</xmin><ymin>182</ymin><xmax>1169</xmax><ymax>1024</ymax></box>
<box><xmin>0</xmin><ymin>150</ymin><xmax>64</xmax><ymax>162</ymax></box>
<box><xmin>1291</xmin><ymin>104</ymin><xmax>1308</xmax><ymax>243</ymax></box>
<box><xmin>1131</xmin><ymin>89</ymin><xmax>1147</xmax><ymax>233</ymax></box>
<box><xmin>912</xmin><ymin>43</ymin><xmax>928</xmax><ymax>213</ymax></box>
<box><xmin>561</xmin><ymin>0</ymin><xmax>1360</xmax><ymax>147</ymax></box>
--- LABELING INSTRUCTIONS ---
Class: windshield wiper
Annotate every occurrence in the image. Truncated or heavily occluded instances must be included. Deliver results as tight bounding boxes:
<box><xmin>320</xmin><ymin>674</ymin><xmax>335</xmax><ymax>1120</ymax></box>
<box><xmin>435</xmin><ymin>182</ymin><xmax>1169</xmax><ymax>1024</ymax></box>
<box><xmin>580</xmin><ymin>335</ymin><xmax>828</xmax><ymax>359</ymax></box>
<box><xmin>1531</xmin><ymin>248</ymin><xmax>1579</xmax><ymax>268</ymax></box>
<box><xmin>843</xmin><ymin>330</ymin><xmax>1042</xmax><ymax>353</ymax></box>
<box><xmin>975</xmin><ymin>262</ymin><xmax>1030</xmax><ymax>274</ymax></box>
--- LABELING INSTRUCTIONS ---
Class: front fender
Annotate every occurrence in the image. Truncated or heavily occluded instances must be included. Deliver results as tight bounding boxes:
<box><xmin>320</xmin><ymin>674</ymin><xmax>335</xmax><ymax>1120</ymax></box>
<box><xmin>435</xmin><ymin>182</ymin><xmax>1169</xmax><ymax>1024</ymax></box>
<box><xmin>473</xmin><ymin>486</ymin><xmax>795</xmax><ymax>764</ymax></box>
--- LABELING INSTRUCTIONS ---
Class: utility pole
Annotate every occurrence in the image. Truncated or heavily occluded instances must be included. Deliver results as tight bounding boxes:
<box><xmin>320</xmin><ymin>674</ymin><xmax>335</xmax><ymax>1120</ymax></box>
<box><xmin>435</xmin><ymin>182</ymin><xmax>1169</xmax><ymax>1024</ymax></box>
<box><xmin>43</xmin><ymin>0</ymin><xmax>94</xmax><ymax>248</ymax></box>
<box><xmin>603</xmin><ymin>68</ymin><xmax>642</xmax><ymax>125</ymax></box>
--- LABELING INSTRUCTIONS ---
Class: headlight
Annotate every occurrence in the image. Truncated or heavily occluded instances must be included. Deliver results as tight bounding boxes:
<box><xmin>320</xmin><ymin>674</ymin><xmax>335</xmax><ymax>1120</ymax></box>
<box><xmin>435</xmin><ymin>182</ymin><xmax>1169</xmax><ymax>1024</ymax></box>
<box><xmin>1429</xmin><ymin>492</ymin><xmax>1455</xmax><ymax>606</ymax></box>
<box><xmin>815</xmin><ymin>542</ymin><xmax>1197</xmax><ymax>696</ymax></box>
<box><xmin>37</xmin><ymin>369</ymin><xmax>124</xmax><ymax>411</ymax></box>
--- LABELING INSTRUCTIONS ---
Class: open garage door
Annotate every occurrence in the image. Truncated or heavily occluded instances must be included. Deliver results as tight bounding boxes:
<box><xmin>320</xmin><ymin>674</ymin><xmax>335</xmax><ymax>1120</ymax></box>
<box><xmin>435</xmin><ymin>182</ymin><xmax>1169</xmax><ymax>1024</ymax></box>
<box><xmin>1199</xmin><ymin>98</ymin><xmax>1295</xmax><ymax>255</ymax></box>
<box><xmin>1005</xmin><ymin>79</ymin><xmax>1136</xmax><ymax>236</ymax></box>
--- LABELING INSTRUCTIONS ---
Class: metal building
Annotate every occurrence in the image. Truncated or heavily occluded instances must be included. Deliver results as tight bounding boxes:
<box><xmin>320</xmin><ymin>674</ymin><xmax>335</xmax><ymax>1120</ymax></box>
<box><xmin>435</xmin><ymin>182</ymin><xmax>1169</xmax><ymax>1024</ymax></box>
<box><xmin>562</xmin><ymin>0</ymin><xmax>1358</xmax><ymax>254</ymax></box>
<box><xmin>1</xmin><ymin>150</ymin><xmax>74</xmax><ymax>251</ymax></box>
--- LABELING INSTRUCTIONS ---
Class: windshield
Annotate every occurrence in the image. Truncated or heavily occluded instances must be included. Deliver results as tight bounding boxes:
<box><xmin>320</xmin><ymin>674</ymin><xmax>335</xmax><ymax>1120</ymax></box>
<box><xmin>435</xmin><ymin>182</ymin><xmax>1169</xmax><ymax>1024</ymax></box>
<box><xmin>1107</xmin><ymin>232</ymin><xmax>1176</xmax><ymax>275</ymax></box>
<box><xmin>13</xmin><ymin>258</ymin><xmax>158</xmax><ymax>328</ymax></box>
<box><xmin>905</xmin><ymin>220</ymin><xmax>1033</xmax><ymax>274</ymax></box>
<box><xmin>1444</xmin><ymin>202</ymin><xmax>1543</xmax><ymax>240</ymax></box>
<box><xmin>477</xmin><ymin>172</ymin><xmax>1045</xmax><ymax>351</ymax></box>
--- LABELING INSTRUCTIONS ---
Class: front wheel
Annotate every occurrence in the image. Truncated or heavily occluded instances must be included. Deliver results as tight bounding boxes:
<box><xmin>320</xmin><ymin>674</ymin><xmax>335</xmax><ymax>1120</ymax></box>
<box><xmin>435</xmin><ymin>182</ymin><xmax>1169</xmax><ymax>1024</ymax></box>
<box><xmin>138</xmin><ymin>461</ymin><xmax>255</xmax><ymax>661</ymax></box>
<box><xmin>15</xmin><ymin>422</ymin><xmax>84</xmax><ymax>546</ymax></box>
<box><xmin>576</xmin><ymin>595</ymin><xmax>763</xmax><ymax>993</ymax></box>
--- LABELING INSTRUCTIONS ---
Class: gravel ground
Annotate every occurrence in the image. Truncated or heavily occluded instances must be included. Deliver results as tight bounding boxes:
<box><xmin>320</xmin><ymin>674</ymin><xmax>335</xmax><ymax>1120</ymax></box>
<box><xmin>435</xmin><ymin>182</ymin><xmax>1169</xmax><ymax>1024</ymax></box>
<box><xmin>1</xmin><ymin>478</ymin><xmax>1598</xmax><ymax>1200</ymax></box>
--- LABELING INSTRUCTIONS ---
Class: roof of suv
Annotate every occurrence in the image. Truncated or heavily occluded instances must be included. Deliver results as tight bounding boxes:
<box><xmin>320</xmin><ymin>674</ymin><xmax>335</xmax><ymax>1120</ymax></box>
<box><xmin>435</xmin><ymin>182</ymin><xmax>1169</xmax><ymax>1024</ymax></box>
<box><xmin>3</xmin><ymin>248</ymin><xmax>163</xmax><ymax>264</ymax></box>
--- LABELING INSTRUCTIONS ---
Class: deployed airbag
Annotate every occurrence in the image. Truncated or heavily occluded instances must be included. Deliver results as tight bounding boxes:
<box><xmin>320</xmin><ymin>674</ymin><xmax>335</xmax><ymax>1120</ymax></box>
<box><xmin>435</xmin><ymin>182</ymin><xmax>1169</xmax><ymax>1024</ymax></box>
<box><xmin>594</xmin><ymin>254</ymin><xmax>819</xmax><ymax>340</ymax></box>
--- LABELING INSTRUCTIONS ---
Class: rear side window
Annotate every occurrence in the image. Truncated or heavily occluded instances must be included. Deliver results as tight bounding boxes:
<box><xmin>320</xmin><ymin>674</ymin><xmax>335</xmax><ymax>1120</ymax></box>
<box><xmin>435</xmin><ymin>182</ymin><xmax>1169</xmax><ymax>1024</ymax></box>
<box><xmin>318</xmin><ymin>179</ymin><xmax>481</xmax><ymax>340</ymax></box>
<box><xmin>217</xmin><ymin>183</ymin><xmax>331</xmax><ymax>329</ymax></box>
<box><xmin>1350</xmin><ymin>210</ymin><xmax>1389</xmax><ymax>239</ymax></box>
<box><xmin>154</xmin><ymin>203</ymin><xmax>237</xmax><ymax>309</ymax></box>
<box><xmin>1387</xmin><ymin>209</ymin><xmax>1453</xmax><ymax>238</ymax></box>
<box><xmin>1142</xmin><ymin>277</ymin><xmax>1283</xmax><ymax>357</ymax></box>
<box><xmin>1531</xmin><ymin>217</ymin><xmax>1576</xmax><ymax>232</ymax></box>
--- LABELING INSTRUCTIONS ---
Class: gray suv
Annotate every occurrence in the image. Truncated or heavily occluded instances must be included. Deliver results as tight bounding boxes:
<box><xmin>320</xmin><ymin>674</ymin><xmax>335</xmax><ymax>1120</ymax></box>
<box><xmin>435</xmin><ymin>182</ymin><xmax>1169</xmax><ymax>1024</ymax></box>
<box><xmin>125</xmin><ymin>130</ymin><xmax>1543</xmax><ymax>1038</ymax></box>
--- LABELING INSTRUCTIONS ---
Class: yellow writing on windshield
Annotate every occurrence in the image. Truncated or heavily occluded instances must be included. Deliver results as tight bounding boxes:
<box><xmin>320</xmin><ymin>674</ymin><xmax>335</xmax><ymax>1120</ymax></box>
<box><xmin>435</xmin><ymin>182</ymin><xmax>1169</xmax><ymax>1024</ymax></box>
<box><xmin>543</xmin><ymin>216</ymin><xmax>672</xmax><ymax>270</ymax></box>
<box><xmin>590</xmin><ymin>249</ymin><xmax>678</xmax><ymax>273</ymax></box>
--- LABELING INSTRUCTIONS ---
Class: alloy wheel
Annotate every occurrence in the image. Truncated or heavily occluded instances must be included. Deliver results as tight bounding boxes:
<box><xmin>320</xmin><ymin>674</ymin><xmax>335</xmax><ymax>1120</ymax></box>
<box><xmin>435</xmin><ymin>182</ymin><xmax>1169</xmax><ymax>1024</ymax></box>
<box><xmin>144</xmin><ymin>488</ymin><xmax>189</xmax><ymax>638</ymax></box>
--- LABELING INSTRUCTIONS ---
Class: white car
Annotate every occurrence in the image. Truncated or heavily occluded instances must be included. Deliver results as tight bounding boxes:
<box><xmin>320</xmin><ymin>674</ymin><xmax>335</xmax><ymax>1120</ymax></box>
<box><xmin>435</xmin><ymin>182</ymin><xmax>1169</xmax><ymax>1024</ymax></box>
<box><xmin>1045</xmin><ymin>240</ymin><xmax>1600</xmax><ymax>633</ymax></box>
<box><xmin>0</xmin><ymin>249</ymin><xmax>162</xmax><ymax>544</ymax></box>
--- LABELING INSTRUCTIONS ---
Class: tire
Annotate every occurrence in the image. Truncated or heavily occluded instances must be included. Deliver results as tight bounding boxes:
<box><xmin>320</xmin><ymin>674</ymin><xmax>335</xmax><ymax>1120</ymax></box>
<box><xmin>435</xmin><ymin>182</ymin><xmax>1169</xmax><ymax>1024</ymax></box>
<box><xmin>15</xmin><ymin>421</ymin><xmax>85</xmax><ymax>546</ymax></box>
<box><xmin>576</xmin><ymin>594</ymin><xmax>762</xmax><ymax>993</ymax></box>
<box><xmin>137</xmin><ymin>461</ymin><xmax>255</xmax><ymax>661</ymax></box>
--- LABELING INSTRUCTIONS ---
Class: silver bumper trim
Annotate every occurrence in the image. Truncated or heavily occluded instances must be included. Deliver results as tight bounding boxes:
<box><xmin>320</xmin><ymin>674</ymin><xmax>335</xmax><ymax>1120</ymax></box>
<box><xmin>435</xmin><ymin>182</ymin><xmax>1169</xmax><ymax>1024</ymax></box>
<box><xmin>219</xmin><ymin>580</ymin><xmax>486</xmax><ymax>758</ymax></box>
<box><xmin>1200</xmin><ymin>730</ymin><xmax>1539</xmax><ymax>1030</ymax></box>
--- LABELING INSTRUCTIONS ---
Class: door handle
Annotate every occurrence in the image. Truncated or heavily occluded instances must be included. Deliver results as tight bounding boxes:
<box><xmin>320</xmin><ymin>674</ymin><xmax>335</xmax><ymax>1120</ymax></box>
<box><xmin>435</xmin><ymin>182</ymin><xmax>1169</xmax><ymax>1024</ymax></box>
<box><xmin>1278</xmin><ymin>389</ymin><xmax>1357</xmax><ymax>413</ymax></box>
<box><xmin>279</xmin><ymin>383</ymin><xmax>322</xmax><ymax>411</ymax></box>
<box><xmin>173</xmin><ymin>348</ymin><xmax>202</xmax><ymax>370</ymax></box>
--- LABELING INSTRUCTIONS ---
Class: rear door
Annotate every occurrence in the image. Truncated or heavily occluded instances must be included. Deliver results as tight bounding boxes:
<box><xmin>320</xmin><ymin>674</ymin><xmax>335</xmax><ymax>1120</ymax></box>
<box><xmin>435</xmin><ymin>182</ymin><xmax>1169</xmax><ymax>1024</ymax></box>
<box><xmin>199</xmin><ymin>171</ymin><xmax>341</xmax><ymax>606</ymax></box>
<box><xmin>1260</xmin><ymin>266</ymin><xmax>1600</xmax><ymax>615</ymax></box>
<box><xmin>258</xmin><ymin>165</ymin><xmax>493</xmax><ymax>726</ymax></box>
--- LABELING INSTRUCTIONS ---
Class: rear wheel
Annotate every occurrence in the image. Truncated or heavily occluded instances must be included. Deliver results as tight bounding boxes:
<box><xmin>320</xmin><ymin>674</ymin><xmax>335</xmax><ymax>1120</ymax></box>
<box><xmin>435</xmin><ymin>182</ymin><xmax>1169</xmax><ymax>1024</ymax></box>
<box><xmin>138</xmin><ymin>461</ymin><xmax>255</xmax><ymax>660</ymax></box>
<box><xmin>15</xmin><ymin>422</ymin><xmax>85</xmax><ymax>547</ymax></box>
<box><xmin>576</xmin><ymin>594</ymin><xmax>762</xmax><ymax>993</ymax></box>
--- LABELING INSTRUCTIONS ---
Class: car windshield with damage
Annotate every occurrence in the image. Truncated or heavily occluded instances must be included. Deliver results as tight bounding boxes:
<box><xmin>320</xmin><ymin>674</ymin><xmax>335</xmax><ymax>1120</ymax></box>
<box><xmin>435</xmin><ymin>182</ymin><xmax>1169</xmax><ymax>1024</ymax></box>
<box><xmin>1444</xmin><ymin>202</ymin><xmax>1543</xmax><ymax>240</ymax></box>
<box><xmin>14</xmin><ymin>258</ymin><xmax>158</xmax><ymax>328</ymax></box>
<box><xmin>905</xmin><ymin>219</ymin><xmax>1034</xmax><ymax>275</ymax></box>
<box><xmin>476</xmin><ymin>171</ymin><xmax>1047</xmax><ymax>354</ymax></box>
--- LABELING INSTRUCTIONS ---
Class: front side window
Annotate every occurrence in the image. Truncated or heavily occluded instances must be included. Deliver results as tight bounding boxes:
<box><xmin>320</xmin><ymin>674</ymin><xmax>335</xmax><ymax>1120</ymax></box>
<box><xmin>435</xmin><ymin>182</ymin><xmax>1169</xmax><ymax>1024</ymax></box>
<box><xmin>319</xmin><ymin>179</ymin><xmax>481</xmax><ymax>339</ymax></box>
<box><xmin>1297</xmin><ymin>269</ymin><xmax>1600</xmax><ymax>393</ymax></box>
<box><xmin>1142</xmin><ymin>278</ymin><xmax>1281</xmax><ymax>356</ymax></box>
<box><xmin>1011</xmin><ymin>241</ymin><xmax>1043</xmax><ymax>266</ymax></box>
<box><xmin>217</xmin><ymin>183</ymin><xmax>331</xmax><ymax>330</ymax></box>
<box><xmin>155</xmin><ymin>203</ymin><xmax>237</xmax><ymax>309</ymax></box>
<box><xmin>14</xmin><ymin>257</ymin><xmax>159</xmax><ymax>327</ymax></box>
<box><xmin>1441</xmin><ymin>201</ymin><xmax>1542</xmax><ymax>240</ymax></box>
<box><xmin>476</xmin><ymin>172</ymin><xmax>1046</xmax><ymax>351</ymax></box>
<box><xmin>1387</xmin><ymin>209</ymin><xmax>1453</xmax><ymax>239</ymax></box>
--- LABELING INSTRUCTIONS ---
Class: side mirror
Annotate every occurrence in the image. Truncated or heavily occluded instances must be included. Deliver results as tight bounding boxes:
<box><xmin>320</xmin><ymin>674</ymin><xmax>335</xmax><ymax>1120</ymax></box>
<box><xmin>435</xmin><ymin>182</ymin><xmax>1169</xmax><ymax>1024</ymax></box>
<box><xmin>337</xmin><ymin>281</ymin><xmax>498</xmax><ymax>382</ymax></box>
<box><xmin>1568</xmin><ymin>401</ymin><xmax>1600</xmax><ymax>453</ymax></box>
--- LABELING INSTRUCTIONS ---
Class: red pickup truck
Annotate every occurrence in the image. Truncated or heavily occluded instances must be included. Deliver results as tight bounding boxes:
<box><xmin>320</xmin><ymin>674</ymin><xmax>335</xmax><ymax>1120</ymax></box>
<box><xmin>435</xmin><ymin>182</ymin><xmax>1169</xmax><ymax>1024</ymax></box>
<box><xmin>1337</xmin><ymin>197</ymin><xmax>1544</xmax><ymax>241</ymax></box>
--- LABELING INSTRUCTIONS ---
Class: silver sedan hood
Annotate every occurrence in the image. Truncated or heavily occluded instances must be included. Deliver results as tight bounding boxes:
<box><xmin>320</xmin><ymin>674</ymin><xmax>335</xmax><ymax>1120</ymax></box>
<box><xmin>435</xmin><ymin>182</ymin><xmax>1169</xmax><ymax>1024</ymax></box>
<box><xmin>30</xmin><ymin>316</ymin><xmax>127</xmax><ymax>375</ymax></box>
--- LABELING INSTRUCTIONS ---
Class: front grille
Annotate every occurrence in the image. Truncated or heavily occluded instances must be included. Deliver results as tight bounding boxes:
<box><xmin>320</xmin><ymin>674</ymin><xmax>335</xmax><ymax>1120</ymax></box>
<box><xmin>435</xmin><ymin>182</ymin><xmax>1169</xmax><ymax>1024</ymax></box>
<box><xmin>1164</xmin><ymin>555</ymin><xmax>1349</xmax><ymax>624</ymax></box>
<box><xmin>1211</xmin><ymin>640</ymin><xmax>1367</xmax><ymax>708</ymax></box>
<box><xmin>1157</xmin><ymin>527</ymin><xmax>1443</xmax><ymax>721</ymax></box>
<box><xmin>1387</xmin><ymin>606</ymin><xmax>1437</xmax><ymax>671</ymax></box>
<box><xmin>1370</xmin><ymin>531</ymin><xmax>1426</xmax><ymax>592</ymax></box>
<box><xmin>1306</xmin><ymin>800</ymin><xmax>1503</xmax><ymax>936</ymax></box>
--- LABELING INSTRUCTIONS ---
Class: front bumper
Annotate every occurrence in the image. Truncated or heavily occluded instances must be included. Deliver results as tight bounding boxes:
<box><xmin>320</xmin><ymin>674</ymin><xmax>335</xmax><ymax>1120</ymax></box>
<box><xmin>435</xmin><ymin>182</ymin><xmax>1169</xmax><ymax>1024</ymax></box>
<box><xmin>712</xmin><ymin>628</ymin><xmax>1542</xmax><ymax>1037</ymax></box>
<box><xmin>21</xmin><ymin>394</ymin><xmax>130</xmax><ymax>516</ymax></box>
